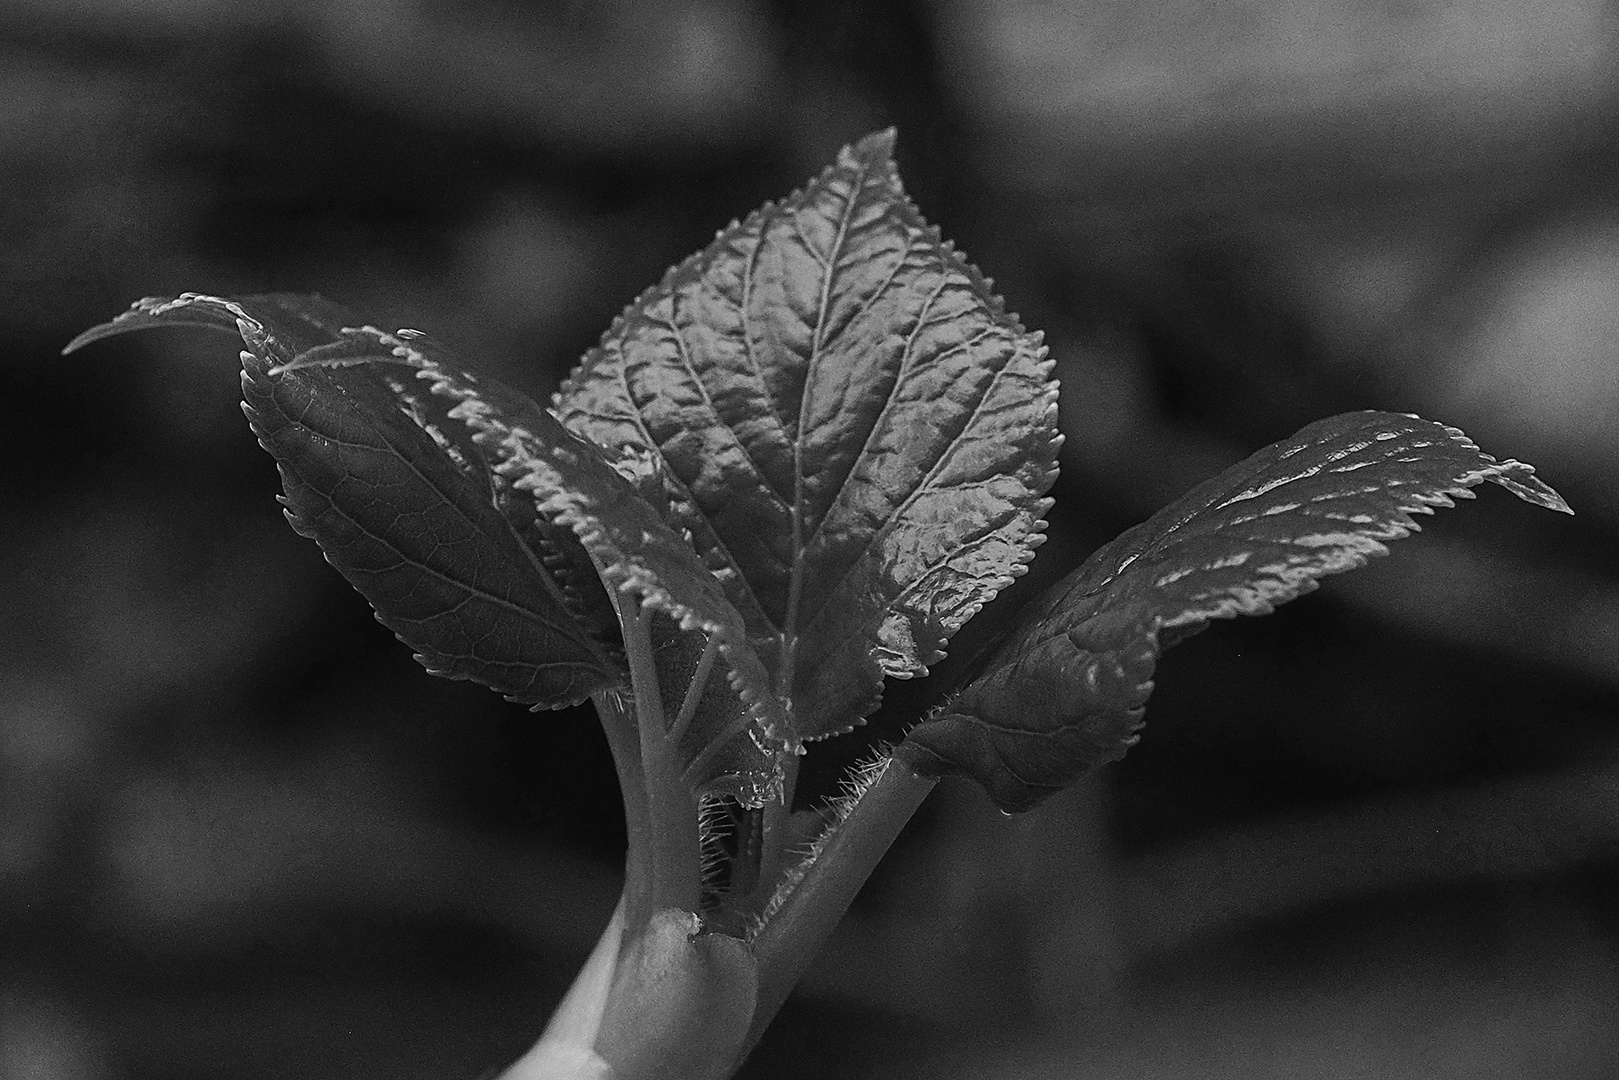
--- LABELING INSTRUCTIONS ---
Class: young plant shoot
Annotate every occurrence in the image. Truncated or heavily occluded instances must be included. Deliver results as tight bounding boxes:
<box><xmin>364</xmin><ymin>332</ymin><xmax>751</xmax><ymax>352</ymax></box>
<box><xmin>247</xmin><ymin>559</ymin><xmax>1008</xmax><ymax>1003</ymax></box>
<box><xmin>67</xmin><ymin>131</ymin><xmax>1571</xmax><ymax>1080</ymax></box>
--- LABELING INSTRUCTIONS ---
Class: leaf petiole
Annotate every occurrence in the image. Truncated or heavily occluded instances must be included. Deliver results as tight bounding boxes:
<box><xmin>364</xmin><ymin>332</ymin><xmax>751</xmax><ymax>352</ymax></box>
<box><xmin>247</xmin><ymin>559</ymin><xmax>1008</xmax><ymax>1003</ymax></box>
<box><xmin>745</xmin><ymin>755</ymin><xmax>937</xmax><ymax>1046</ymax></box>
<box><xmin>668</xmin><ymin>635</ymin><xmax>720</xmax><ymax>746</ymax></box>
<box><xmin>592</xmin><ymin>689</ymin><xmax>654</xmax><ymax>931</ymax></box>
<box><xmin>752</xmin><ymin>751</ymin><xmax>799</xmax><ymax>903</ymax></box>
<box><xmin>720</xmin><ymin>746</ymin><xmax>800</xmax><ymax>914</ymax></box>
<box><xmin>621</xmin><ymin>594</ymin><xmax>701</xmax><ymax>917</ymax></box>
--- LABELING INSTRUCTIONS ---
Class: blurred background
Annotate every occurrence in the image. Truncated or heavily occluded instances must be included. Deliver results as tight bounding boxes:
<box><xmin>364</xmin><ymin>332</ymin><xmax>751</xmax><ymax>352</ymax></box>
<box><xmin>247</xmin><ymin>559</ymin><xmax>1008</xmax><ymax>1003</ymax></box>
<box><xmin>5</xmin><ymin>1</ymin><xmax>1619</xmax><ymax>1077</ymax></box>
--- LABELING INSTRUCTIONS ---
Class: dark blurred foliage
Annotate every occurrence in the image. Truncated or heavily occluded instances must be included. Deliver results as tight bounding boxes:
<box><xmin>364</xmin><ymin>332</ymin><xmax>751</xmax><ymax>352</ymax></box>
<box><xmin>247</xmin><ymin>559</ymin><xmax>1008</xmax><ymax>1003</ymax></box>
<box><xmin>5</xmin><ymin>1</ymin><xmax>1619</xmax><ymax>1077</ymax></box>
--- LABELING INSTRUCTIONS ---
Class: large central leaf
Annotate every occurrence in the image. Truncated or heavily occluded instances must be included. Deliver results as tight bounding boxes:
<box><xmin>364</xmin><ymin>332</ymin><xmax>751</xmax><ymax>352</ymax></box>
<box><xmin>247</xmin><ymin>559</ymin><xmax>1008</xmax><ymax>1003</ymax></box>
<box><xmin>554</xmin><ymin>131</ymin><xmax>1061</xmax><ymax>737</ymax></box>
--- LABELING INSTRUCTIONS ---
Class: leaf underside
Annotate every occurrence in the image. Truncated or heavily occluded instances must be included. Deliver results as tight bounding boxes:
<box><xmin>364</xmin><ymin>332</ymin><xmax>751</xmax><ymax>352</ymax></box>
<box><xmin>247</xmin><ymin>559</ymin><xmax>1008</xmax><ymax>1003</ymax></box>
<box><xmin>69</xmin><ymin>291</ymin><xmax>790</xmax><ymax>799</ymax></box>
<box><xmin>553</xmin><ymin>129</ymin><xmax>1061</xmax><ymax>739</ymax></box>
<box><xmin>897</xmin><ymin>410</ymin><xmax>1573</xmax><ymax>813</ymax></box>
<box><xmin>402</xmin><ymin>337</ymin><xmax>793</xmax><ymax>801</ymax></box>
<box><xmin>68</xmin><ymin>293</ymin><xmax>623</xmax><ymax>709</ymax></box>
<box><xmin>65</xmin><ymin>295</ymin><xmax>790</xmax><ymax>801</ymax></box>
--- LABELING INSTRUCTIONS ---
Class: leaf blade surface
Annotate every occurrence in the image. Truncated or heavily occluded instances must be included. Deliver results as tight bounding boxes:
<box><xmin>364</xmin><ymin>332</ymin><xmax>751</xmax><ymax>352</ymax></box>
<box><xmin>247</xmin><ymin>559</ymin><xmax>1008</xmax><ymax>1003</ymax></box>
<box><xmin>554</xmin><ymin>131</ymin><xmax>1061</xmax><ymax>737</ymax></box>
<box><xmin>411</xmin><ymin>341</ymin><xmax>795</xmax><ymax>802</ymax></box>
<box><xmin>68</xmin><ymin>293</ymin><xmax>623</xmax><ymax>708</ymax></box>
<box><xmin>73</xmin><ymin>293</ymin><xmax>794</xmax><ymax>800</ymax></box>
<box><xmin>898</xmin><ymin>411</ymin><xmax>1572</xmax><ymax>812</ymax></box>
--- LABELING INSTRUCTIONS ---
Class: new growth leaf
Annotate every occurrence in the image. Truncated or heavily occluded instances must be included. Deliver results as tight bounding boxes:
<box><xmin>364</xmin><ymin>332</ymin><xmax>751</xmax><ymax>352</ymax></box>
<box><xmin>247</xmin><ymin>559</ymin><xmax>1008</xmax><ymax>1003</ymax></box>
<box><xmin>554</xmin><ymin>130</ymin><xmax>1062</xmax><ymax>737</ymax></box>
<box><xmin>65</xmin><ymin>131</ymin><xmax>1575</xmax><ymax>1080</ymax></box>
<box><xmin>899</xmin><ymin>411</ymin><xmax>1573</xmax><ymax>811</ymax></box>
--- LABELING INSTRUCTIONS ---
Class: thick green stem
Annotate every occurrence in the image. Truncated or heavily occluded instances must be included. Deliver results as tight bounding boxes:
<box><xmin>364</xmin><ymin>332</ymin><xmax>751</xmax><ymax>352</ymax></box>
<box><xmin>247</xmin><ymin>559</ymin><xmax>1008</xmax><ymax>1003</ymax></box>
<box><xmin>744</xmin><ymin>757</ymin><xmax>938</xmax><ymax>1048</ymax></box>
<box><xmin>594</xmin><ymin>689</ymin><xmax>654</xmax><ymax>931</ymax></box>
<box><xmin>539</xmin><ymin>896</ymin><xmax>626</xmax><ymax>1044</ymax></box>
<box><xmin>595</xmin><ymin>910</ymin><xmax>758</xmax><ymax>1080</ymax></box>
<box><xmin>500</xmin><ymin>900</ymin><xmax>624</xmax><ymax>1079</ymax></box>
<box><xmin>621</xmin><ymin>596</ymin><xmax>701</xmax><ymax>916</ymax></box>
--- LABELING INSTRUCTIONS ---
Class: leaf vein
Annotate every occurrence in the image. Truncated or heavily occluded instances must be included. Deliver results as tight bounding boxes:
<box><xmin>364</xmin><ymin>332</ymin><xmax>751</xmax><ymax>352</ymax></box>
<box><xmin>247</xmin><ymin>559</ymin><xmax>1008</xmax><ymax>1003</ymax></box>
<box><xmin>795</xmin><ymin>266</ymin><xmax>949</xmax><ymax>561</ymax></box>
<box><xmin>651</xmin><ymin>305</ymin><xmax>792</xmax><ymax>513</ymax></box>
<box><xmin>797</xmin><ymin>320</ymin><xmax>1022</xmax><ymax>635</ymax></box>
<box><xmin>312</xmin><ymin>471</ymin><xmax>589</xmax><ymax>639</ymax></box>
<box><xmin>603</xmin><ymin>343</ymin><xmax>781</xmax><ymax>637</ymax></box>
<box><xmin>736</xmin><ymin>223</ymin><xmax>795</xmax><ymax>446</ymax></box>
<box><xmin>784</xmin><ymin>155</ymin><xmax>869</xmax><ymax>662</ymax></box>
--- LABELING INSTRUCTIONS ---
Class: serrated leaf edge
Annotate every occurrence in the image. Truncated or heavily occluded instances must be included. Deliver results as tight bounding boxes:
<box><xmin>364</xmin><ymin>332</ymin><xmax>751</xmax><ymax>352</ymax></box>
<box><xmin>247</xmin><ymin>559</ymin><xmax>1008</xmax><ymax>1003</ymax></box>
<box><xmin>86</xmin><ymin>293</ymin><xmax>623</xmax><ymax>710</ymax></box>
<box><xmin>905</xmin><ymin>411</ymin><xmax>1572</xmax><ymax>810</ymax></box>
<box><xmin>326</xmin><ymin>326</ymin><xmax>797</xmax><ymax>783</ymax></box>
<box><xmin>1122</xmin><ymin>415</ymin><xmax>1570</xmax><ymax>630</ymax></box>
<box><xmin>553</xmin><ymin>131</ymin><xmax>1065</xmax><ymax>736</ymax></box>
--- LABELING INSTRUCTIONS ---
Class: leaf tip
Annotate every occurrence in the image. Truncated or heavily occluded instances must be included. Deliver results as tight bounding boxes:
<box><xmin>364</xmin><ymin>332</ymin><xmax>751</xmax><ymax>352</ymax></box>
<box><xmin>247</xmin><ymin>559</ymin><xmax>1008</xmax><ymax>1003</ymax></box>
<box><xmin>845</xmin><ymin>127</ymin><xmax>898</xmax><ymax>167</ymax></box>
<box><xmin>61</xmin><ymin>326</ymin><xmax>103</xmax><ymax>355</ymax></box>
<box><xmin>1491</xmin><ymin>461</ymin><xmax>1573</xmax><ymax>515</ymax></box>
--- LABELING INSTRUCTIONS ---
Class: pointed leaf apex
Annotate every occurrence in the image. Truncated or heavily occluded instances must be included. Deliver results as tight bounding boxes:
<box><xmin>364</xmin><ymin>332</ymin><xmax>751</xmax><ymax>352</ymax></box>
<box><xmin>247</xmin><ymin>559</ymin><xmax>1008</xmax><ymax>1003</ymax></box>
<box><xmin>554</xmin><ymin>129</ymin><xmax>1059</xmax><ymax>739</ymax></box>
<box><xmin>1491</xmin><ymin>459</ymin><xmax>1572</xmax><ymax>514</ymax></box>
<box><xmin>844</xmin><ymin>128</ymin><xmax>898</xmax><ymax>167</ymax></box>
<box><xmin>901</xmin><ymin>410</ymin><xmax>1573</xmax><ymax>812</ymax></box>
<box><xmin>62</xmin><ymin>326</ymin><xmax>103</xmax><ymax>355</ymax></box>
<box><xmin>73</xmin><ymin>291</ymin><xmax>630</xmax><ymax>710</ymax></box>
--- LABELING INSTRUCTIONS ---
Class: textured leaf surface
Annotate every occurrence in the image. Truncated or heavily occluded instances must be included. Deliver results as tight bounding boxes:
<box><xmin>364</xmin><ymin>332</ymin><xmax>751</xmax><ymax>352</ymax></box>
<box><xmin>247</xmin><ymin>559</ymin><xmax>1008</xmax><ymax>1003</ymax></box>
<box><xmin>67</xmin><ymin>295</ymin><xmax>789</xmax><ymax>800</ymax></box>
<box><xmin>409</xmin><ymin>346</ymin><xmax>794</xmax><ymax>802</ymax></box>
<box><xmin>67</xmin><ymin>293</ymin><xmax>622</xmax><ymax>709</ymax></box>
<box><xmin>897</xmin><ymin>411</ymin><xmax>1572</xmax><ymax>812</ymax></box>
<box><xmin>553</xmin><ymin>130</ymin><xmax>1061</xmax><ymax>738</ymax></box>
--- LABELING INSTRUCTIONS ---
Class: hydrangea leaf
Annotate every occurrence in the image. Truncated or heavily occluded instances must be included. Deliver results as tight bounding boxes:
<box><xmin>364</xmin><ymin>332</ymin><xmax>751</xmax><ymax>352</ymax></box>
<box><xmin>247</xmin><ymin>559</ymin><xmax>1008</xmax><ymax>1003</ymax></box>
<box><xmin>400</xmin><ymin>341</ymin><xmax>795</xmax><ymax>803</ymax></box>
<box><xmin>897</xmin><ymin>411</ymin><xmax>1572</xmax><ymax>813</ymax></box>
<box><xmin>554</xmin><ymin>130</ymin><xmax>1060</xmax><ymax>738</ymax></box>
<box><xmin>69</xmin><ymin>294</ymin><xmax>792</xmax><ymax>802</ymax></box>
<box><xmin>67</xmin><ymin>293</ymin><xmax>621</xmax><ymax>709</ymax></box>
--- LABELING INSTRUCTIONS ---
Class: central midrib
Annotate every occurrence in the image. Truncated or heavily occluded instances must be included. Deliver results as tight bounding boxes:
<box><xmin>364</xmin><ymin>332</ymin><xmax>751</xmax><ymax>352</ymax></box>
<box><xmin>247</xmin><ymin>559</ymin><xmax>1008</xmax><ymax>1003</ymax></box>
<box><xmin>778</xmin><ymin>158</ymin><xmax>867</xmax><ymax>701</ymax></box>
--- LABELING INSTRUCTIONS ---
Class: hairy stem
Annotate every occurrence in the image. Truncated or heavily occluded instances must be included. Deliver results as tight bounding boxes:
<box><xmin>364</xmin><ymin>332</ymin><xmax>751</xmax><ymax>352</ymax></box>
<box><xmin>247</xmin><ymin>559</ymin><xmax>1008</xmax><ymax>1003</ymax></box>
<box><xmin>724</xmin><ymin>752</ymin><xmax>800</xmax><ymax>917</ymax></box>
<box><xmin>756</xmin><ymin>751</ymin><xmax>800</xmax><ymax>892</ymax></box>
<box><xmin>745</xmin><ymin>756</ymin><xmax>937</xmax><ymax>1048</ymax></box>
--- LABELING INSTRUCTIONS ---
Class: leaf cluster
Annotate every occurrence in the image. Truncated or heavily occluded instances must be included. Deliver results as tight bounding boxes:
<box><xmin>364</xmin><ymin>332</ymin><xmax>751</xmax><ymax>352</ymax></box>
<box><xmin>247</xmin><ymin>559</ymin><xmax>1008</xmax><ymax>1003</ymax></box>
<box><xmin>66</xmin><ymin>129</ymin><xmax>1572</xmax><ymax>1078</ymax></box>
<box><xmin>65</xmin><ymin>128</ymin><xmax>1570</xmax><ymax>814</ymax></box>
